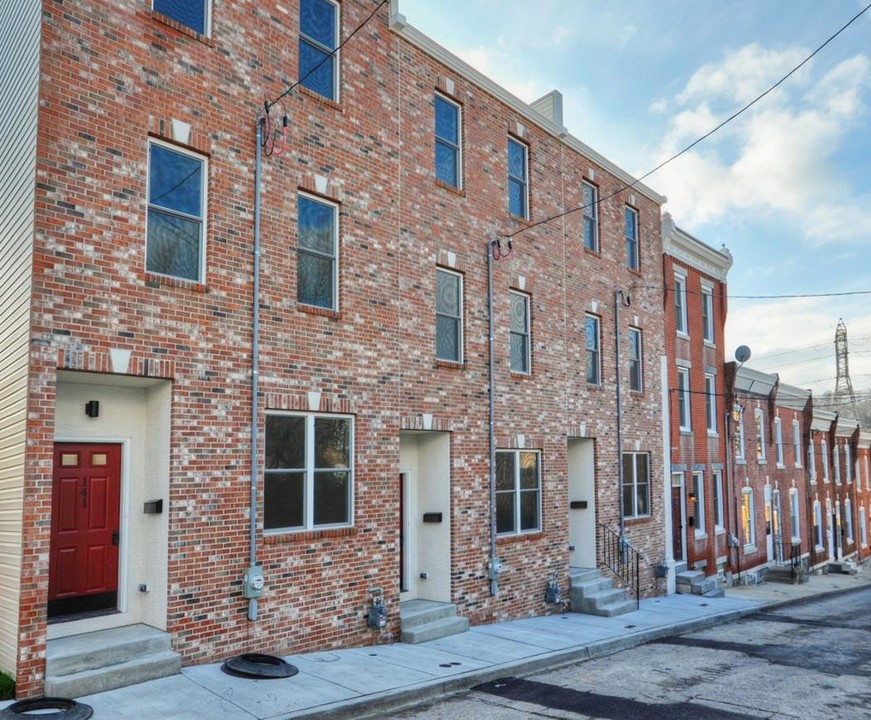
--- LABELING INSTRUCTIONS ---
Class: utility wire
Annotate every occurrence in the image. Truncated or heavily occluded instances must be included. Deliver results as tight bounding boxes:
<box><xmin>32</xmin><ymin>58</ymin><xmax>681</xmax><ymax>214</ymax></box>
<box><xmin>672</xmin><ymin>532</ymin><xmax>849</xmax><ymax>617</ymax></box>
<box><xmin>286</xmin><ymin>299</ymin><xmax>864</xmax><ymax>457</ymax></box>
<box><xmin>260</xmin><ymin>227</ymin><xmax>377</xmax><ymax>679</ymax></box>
<box><xmin>502</xmin><ymin>1</ymin><xmax>871</xmax><ymax>240</ymax></box>
<box><xmin>266</xmin><ymin>0</ymin><xmax>389</xmax><ymax>111</ymax></box>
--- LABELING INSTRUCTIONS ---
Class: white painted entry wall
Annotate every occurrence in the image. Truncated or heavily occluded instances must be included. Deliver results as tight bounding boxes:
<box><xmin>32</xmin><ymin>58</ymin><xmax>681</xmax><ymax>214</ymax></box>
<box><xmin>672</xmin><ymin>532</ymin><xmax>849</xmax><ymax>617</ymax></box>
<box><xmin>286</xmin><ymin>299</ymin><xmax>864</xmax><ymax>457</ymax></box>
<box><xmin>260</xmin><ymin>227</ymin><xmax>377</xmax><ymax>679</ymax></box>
<box><xmin>568</xmin><ymin>438</ymin><xmax>596</xmax><ymax>568</ymax></box>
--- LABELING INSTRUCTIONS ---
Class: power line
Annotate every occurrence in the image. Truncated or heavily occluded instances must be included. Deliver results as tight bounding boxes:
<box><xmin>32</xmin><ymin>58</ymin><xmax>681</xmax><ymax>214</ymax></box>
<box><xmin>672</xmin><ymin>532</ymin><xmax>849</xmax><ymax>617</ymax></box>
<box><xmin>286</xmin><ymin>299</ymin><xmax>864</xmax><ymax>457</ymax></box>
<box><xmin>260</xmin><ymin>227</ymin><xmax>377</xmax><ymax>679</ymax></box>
<box><xmin>501</xmin><ymin>2</ymin><xmax>871</xmax><ymax>241</ymax></box>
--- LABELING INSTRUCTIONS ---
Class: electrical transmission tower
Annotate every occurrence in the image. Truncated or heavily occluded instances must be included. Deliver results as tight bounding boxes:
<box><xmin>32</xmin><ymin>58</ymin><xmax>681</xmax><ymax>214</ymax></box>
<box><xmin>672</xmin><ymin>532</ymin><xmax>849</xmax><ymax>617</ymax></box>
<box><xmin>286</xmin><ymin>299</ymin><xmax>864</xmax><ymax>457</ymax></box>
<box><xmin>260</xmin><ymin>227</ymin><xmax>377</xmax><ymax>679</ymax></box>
<box><xmin>833</xmin><ymin>318</ymin><xmax>859</xmax><ymax>418</ymax></box>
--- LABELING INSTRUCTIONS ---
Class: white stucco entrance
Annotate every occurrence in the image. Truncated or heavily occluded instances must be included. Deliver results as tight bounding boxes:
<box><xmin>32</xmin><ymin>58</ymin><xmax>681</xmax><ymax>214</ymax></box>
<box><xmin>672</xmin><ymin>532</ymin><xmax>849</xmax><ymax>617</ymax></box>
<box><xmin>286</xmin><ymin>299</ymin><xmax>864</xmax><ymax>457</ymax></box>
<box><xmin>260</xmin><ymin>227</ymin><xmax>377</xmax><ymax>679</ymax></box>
<box><xmin>567</xmin><ymin>438</ymin><xmax>596</xmax><ymax>568</ymax></box>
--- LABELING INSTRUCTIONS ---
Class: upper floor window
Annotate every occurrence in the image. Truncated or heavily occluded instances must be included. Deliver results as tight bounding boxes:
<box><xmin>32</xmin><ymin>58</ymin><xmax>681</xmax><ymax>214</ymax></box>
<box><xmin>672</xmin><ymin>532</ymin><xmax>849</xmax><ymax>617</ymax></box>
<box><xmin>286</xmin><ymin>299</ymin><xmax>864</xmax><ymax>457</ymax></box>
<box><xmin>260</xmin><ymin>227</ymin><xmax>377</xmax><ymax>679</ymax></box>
<box><xmin>582</xmin><ymin>181</ymin><xmax>599</xmax><ymax>252</ymax></box>
<box><xmin>755</xmin><ymin>408</ymin><xmax>766</xmax><ymax>462</ymax></box>
<box><xmin>793</xmin><ymin>420</ymin><xmax>802</xmax><ymax>468</ymax></box>
<box><xmin>834</xmin><ymin>442</ymin><xmax>841</xmax><ymax>484</ymax></box>
<box><xmin>264</xmin><ymin>412</ymin><xmax>353</xmax><ymax>532</ymax></box>
<box><xmin>741</xmin><ymin>488</ymin><xmax>756</xmax><ymax>548</ymax></box>
<box><xmin>507</xmin><ymin>138</ymin><xmax>528</xmax><ymax>219</ymax></box>
<box><xmin>297</xmin><ymin>194</ymin><xmax>338</xmax><ymax>310</ymax></box>
<box><xmin>845</xmin><ymin>444</ymin><xmax>852</xmax><ymax>483</ymax></box>
<box><xmin>701</xmin><ymin>286</ymin><xmax>714</xmax><ymax>343</ymax></box>
<box><xmin>622</xmin><ymin>452</ymin><xmax>650</xmax><ymax>518</ymax></box>
<box><xmin>436</xmin><ymin>268</ymin><xmax>463</xmax><ymax>363</ymax></box>
<box><xmin>154</xmin><ymin>0</ymin><xmax>209</xmax><ymax>35</ymax></box>
<box><xmin>625</xmin><ymin>206</ymin><xmax>639</xmax><ymax>270</ymax></box>
<box><xmin>299</xmin><ymin>0</ymin><xmax>339</xmax><ymax>100</ymax></box>
<box><xmin>674</xmin><ymin>274</ymin><xmax>688</xmax><ymax>335</ymax></box>
<box><xmin>586</xmin><ymin>315</ymin><xmax>601</xmax><ymax>385</ymax></box>
<box><xmin>808</xmin><ymin>438</ymin><xmax>816</xmax><ymax>481</ymax></box>
<box><xmin>713</xmin><ymin>471</ymin><xmax>724</xmax><ymax>530</ymax></box>
<box><xmin>789</xmin><ymin>488</ymin><xmax>801</xmax><ymax>541</ymax></box>
<box><xmin>821</xmin><ymin>438</ymin><xmax>829</xmax><ymax>482</ymax></box>
<box><xmin>496</xmin><ymin>450</ymin><xmax>541</xmax><ymax>535</ymax></box>
<box><xmin>509</xmin><ymin>291</ymin><xmax>531</xmax><ymax>374</ymax></box>
<box><xmin>628</xmin><ymin>327</ymin><xmax>642</xmax><ymax>392</ymax></box>
<box><xmin>435</xmin><ymin>95</ymin><xmax>461</xmax><ymax>189</ymax></box>
<box><xmin>146</xmin><ymin>141</ymin><xmax>207</xmax><ymax>282</ymax></box>
<box><xmin>774</xmin><ymin>418</ymin><xmax>784</xmax><ymax>467</ymax></box>
<box><xmin>705</xmin><ymin>374</ymin><xmax>717</xmax><ymax>434</ymax></box>
<box><xmin>677</xmin><ymin>367</ymin><xmax>691</xmax><ymax>431</ymax></box>
<box><xmin>734</xmin><ymin>406</ymin><xmax>745</xmax><ymax>462</ymax></box>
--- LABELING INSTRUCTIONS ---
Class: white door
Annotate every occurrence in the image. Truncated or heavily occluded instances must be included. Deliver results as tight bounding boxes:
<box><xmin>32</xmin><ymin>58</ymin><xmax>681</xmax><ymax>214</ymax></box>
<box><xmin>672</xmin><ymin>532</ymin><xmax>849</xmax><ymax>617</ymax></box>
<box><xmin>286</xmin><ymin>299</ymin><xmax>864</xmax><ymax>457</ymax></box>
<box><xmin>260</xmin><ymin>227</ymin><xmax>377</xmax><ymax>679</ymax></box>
<box><xmin>568</xmin><ymin>438</ymin><xmax>596</xmax><ymax>568</ymax></box>
<box><xmin>764</xmin><ymin>485</ymin><xmax>774</xmax><ymax>562</ymax></box>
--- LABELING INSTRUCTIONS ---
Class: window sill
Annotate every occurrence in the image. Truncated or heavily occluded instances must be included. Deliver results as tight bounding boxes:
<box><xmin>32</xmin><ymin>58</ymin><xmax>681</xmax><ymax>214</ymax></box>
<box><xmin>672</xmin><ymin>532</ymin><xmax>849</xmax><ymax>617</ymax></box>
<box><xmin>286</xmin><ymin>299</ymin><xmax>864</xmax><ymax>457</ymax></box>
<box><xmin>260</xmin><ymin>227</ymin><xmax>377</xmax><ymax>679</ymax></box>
<box><xmin>676</xmin><ymin>331</ymin><xmax>690</xmax><ymax>340</ymax></box>
<box><xmin>496</xmin><ymin>531</ymin><xmax>543</xmax><ymax>545</ymax></box>
<box><xmin>435</xmin><ymin>359</ymin><xmax>465</xmax><ymax>370</ymax></box>
<box><xmin>776</xmin><ymin>464</ymin><xmax>786</xmax><ymax>470</ymax></box>
<box><xmin>510</xmin><ymin>371</ymin><xmax>532</xmax><ymax>379</ymax></box>
<box><xmin>436</xmin><ymin>179</ymin><xmax>465</xmax><ymax>196</ymax></box>
<box><xmin>145</xmin><ymin>272</ymin><xmax>207</xmax><ymax>293</ymax></box>
<box><xmin>679</xmin><ymin>429</ymin><xmax>693</xmax><ymax>436</ymax></box>
<box><xmin>508</xmin><ymin>212</ymin><xmax>530</xmax><ymax>224</ymax></box>
<box><xmin>757</xmin><ymin>460</ymin><xmax>767</xmax><ymax>466</ymax></box>
<box><xmin>703</xmin><ymin>340</ymin><xmax>715</xmax><ymax>348</ymax></box>
<box><xmin>298</xmin><ymin>303</ymin><xmax>340</xmax><ymax>320</ymax></box>
<box><xmin>264</xmin><ymin>526</ymin><xmax>355</xmax><ymax>544</ymax></box>
<box><xmin>715</xmin><ymin>527</ymin><xmax>725</xmax><ymax>535</ymax></box>
<box><xmin>707</xmin><ymin>431</ymin><xmax>719</xmax><ymax>438</ymax></box>
<box><xmin>694</xmin><ymin>531</ymin><xmax>708</xmax><ymax>540</ymax></box>
<box><xmin>744</xmin><ymin>544</ymin><xmax>757</xmax><ymax>553</ymax></box>
<box><xmin>736</xmin><ymin>459</ymin><xmax>746</xmax><ymax>466</ymax></box>
<box><xmin>624</xmin><ymin>515</ymin><xmax>652</xmax><ymax>525</ymax></box>
<box><xmin>299</xmin><ymin>85</ymin><xmax>341</xmax><ymax>110</ymax></box>
<box><xmin>583</xmin><ymin>246</ymin><xmax>601</xmax><ymax>256</ymax></box>
<box><xmin>151</xmin><ymin>10</ymin><xmax>214</xmax><ymax>46</ymax></box>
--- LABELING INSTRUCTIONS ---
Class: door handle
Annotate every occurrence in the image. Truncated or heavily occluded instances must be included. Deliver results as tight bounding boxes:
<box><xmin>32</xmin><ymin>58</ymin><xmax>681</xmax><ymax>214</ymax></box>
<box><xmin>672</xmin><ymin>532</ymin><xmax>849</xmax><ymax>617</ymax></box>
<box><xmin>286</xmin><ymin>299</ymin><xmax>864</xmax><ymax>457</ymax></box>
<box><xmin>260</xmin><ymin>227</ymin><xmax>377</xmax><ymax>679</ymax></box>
<box><xmin>112</xmin><ymin>531</ymin><xmax>119</xmax><ymax>546</ymax></box>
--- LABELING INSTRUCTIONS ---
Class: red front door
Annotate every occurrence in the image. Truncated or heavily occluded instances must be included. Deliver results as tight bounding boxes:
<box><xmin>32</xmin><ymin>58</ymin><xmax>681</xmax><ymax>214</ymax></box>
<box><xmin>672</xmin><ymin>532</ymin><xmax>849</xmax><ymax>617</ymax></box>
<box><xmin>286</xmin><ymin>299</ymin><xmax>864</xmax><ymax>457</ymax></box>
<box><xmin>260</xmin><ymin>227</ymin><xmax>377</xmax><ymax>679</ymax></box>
<box><xmin>49</xmin><ymin>443</ymin><xmax>121</xmax><ymax>618</ymax></box>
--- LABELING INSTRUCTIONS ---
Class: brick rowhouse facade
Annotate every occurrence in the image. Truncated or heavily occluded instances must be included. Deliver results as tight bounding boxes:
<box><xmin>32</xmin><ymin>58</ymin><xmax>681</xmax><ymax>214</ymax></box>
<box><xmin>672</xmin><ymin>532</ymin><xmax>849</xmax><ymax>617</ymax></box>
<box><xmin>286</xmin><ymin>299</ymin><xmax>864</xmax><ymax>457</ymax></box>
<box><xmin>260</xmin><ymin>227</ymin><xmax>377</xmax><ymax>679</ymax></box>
<box><xmin>5</xmin><ymin>0</ymin><xmax>669</xmax><ymax>696</ymax></box>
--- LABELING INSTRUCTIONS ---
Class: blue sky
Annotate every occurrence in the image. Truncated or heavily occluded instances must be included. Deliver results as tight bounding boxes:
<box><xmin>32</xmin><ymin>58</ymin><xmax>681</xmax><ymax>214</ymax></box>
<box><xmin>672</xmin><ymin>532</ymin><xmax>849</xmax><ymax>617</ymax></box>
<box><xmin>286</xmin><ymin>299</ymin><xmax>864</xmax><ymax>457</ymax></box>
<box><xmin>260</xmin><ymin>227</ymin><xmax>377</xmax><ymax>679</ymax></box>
<box><xmin>398</xmin><ymin>0</ymin><xmax>871</xmax><ymax>399</ymax></box>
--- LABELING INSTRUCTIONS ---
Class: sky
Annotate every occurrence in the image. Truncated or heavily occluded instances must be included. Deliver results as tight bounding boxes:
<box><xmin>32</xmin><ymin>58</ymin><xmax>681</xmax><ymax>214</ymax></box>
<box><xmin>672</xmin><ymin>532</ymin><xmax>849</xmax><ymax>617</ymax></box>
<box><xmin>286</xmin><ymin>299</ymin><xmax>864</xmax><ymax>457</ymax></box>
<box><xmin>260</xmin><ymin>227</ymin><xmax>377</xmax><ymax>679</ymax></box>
<box><xmin>398</xmin><ymin>0</ymin><xmax>871</xmax><ymax>402</ymax></box>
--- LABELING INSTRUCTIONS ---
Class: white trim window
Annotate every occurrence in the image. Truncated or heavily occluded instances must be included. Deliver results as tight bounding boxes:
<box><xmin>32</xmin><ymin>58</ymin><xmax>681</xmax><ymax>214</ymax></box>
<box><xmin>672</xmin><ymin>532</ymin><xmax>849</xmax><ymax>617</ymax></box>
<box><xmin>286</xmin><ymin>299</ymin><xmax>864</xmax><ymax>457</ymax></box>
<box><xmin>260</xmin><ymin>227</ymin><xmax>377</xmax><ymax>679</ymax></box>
<box><xmin>701</xmin><ymin>285</ymin><xmax>714</xmax><ymax>343</ymax></box>
<box><xmin>264</xmin><ymin>413</ymin><xmax>353</xmax><ymax>532</ymax></box>
<box><xmin>790</xmin><ymin>488</ymin><xmax>801</xmax><ymax>541</ymax></box>
<box><xmin>692</xmin><ymin>471</ymin><xmax>705</xmax><ymax>535</ymax></box>
<box><xmin>860</xmin><ymin>506</ymin><xmax>868</xmax><ymax>547</ymax></box>
<box><xmin>755</xmin><ymin>408</ymin><xmax>766</xmax><ymax>463</ymax></box>
<box><xmin>821</xmin><ymin>439</ymin><xmax>829</xmax><ymax>482</ymax></box>
<box><xmin>507</xmin><ymin>138</ymin><xmax>529</xmax><ymax>219</ymax></box>
<box><xmin>509</xmin><ymin>291</ymin><xmax>531</xmax><ymax>374</ymax></box>
<box><xmin>582</xmin><ymin>181</ymin><xmax>599</xmax><ymax>252</ymax></box>
<box><xmin>705</xmin><ymin>374</ymin><xmax>717</xmax><ymax>434</ymax></box>
<box><xmin>435</xmin><ymin>94</ymin><xmax>462</xmax><ymax>189</ymax></box>
<box><xmin>678</xmin><ymin>367</ymin><xmax>691</xmax><ymax>432</ymax></box>
<box><xmin>625</xmin><ymin>206</ymin><xmax>639</xmax><ymax>270</ymax></box>
<box><xmin>153</xmin><ymin>0</ymin><xmax>210</xmax><ymax>35</ymax></box>
<box><xmin>299</xmin><ymin>0</ymin><xmax>339</xmax><ymax>100</ymax></box>
<box><xmin>813</xmin><ymin>500</ymin><xmax>824</xmax><ymax>549</ymax></box>
<box><xmin>713</xmin><ymin>471</ymin><xmax>724</xmax><ymax>530</ymax></box>
<box><xmin>845</xmin><ymin>444</ymin><xmax>852</xmax><ymax>483</ymax></box>
<box><xmin>628</xmin><ymin>327</ymin><xmax>643</xmax><ymax>392</ymax></box>
<box><xmin>586</xmin><ymin>314</ymin><xmax>601</xmax><ymax>385</ymax></box>
<box><xmin>495</xmin><ymin>450</ymin><xmax>541</xmax><ymax>535</ymax></box>
<box><xmin>834</xmin><ymin>442</ymin><xmax>841</xmax><ymax>485</ymax></box>
<box><xmin>297</xmin><ymin>194</ymin><xmax>339</xmax><ymax>310</ymax></box>
<box><xmin>774</xmin><ymin>418</ymin><xmax>784</xmax><ymax>467</ymax></box>
<box><xmin>734</xmin><ymin>406</ymin><xmax>746</xmax><ymax>462</ymax></box>
<box><xmin>808</xmin><ymin>438</ymin><xmax>816</xmax><ymax>481</ymax></box>
<box><xmin>674</xmin><ymin>273</ymin><xmax>688</xmax><ymax>335</ymax></box>
<box><xmin>146</xmin><ymin>140</ymin><xmax>207</xmax><ymax>282</ymax></box>
<box><xmin>845</xmin><ymin>498</ymin><xmax>854</xmax><ymax>542</ymax></box>
<box><xmin>793</xmin><ymin>420</ymin><xmax>802</xmax><ymax>468</ymax></box>
<box><xmin>741</xmin><ymin>488</ymin><xmax>756</xmax><ymax>548</ymax></box>
<box><xmin>435</xmin><ymin>268</ymin><xmax>463</xmax><ymax>363</ymax></box>
<box><xmin>622</xmin><ymin>452</ymin><xmax>650</xmax><ymax>518</ymax></box>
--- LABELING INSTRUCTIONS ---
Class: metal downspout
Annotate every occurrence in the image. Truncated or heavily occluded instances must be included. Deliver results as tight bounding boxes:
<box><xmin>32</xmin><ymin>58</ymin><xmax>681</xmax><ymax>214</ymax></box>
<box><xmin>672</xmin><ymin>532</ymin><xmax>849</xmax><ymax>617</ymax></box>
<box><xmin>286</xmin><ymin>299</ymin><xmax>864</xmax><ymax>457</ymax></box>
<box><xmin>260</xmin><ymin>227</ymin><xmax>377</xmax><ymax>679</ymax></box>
<box><xmin>487</xmin><ymin>240</ymin><xmax>498</xmax><ymax>596</ymax></box>
<box><xmin>248</xmin><ymin>116</ymin><xmax>264</xmax><ymax>621</ymax></box>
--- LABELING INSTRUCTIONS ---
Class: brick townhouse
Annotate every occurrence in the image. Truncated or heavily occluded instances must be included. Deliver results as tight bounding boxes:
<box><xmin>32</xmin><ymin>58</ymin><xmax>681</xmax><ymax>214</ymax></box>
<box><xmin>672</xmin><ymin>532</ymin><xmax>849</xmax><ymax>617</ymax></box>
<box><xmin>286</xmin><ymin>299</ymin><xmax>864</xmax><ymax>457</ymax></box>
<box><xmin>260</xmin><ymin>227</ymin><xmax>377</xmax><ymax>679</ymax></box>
<box><xmin>0</xmin><ymin>0</ymin><xmax>669</xmax><ymax>697</ymax></box>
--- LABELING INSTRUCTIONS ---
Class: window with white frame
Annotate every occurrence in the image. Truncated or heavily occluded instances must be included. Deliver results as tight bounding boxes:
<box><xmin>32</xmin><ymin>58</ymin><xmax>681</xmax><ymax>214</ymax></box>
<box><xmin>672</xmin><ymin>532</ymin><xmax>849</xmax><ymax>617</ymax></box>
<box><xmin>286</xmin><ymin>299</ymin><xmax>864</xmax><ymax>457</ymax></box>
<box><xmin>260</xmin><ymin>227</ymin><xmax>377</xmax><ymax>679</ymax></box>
<box><xmin>834</xmin><ymin>442</ymin><xmax>841</xmax><ymax>484</ymax></box>
<box><xmin>435</xmin><ymin>268</ymin><xmax>463</xmax><ymax>363</ymax></box>
<box><xmin>509</xmin><ymin>291</ymin><xmax>531</xmax><ymax>374</ymax></box>
<box><xmin>793</xmin><ymin>420</ymin><xmax>802</xmax><ymax>468</ymax></box>
<box><xmin>622</xmin><ymin>452</ymin><xmax>650</xmax><ymax>518</ymax></box>
<box><xmin>146</xmin><ymin>141</ymin><xmax>207</xmax><ymax>282</ymax></box>
<box><xmin>582</xmin><ymin>181</ymin><xmax>599</xmax><ymax>252</ymax></box>
<box><xmin>774</xmin><ymin>418</ymin><xmax>784</xmax><ymax>467</ymax></box>
<box><xmin>507</xmin><ymin>138</ymin><xmax>528</xmax><ymax>219</ymax></box>
<box><xmin>755</xmin><ymin>409</ymin><xmax>766</xmax><ymax>462</ymax></box>
<box><xmin>297</xmin><ymin>194</ymin><xmax>338</xmax><ymax>310</ymax></box>
<box><xmin>495</xmin><ymin>450</ymin><xmax>541</xmax><ymax>535</ymax></box>
<box><xmin>299</xmin><ymin>0</ymin><xmax>339</xmax><ymax>100</ymax></box>
<box><xmin>674</xmin><ymin>273</ymin><xmax>688</xmax><ymax>335</ymax></box>
<box><xmin>701</xmin><ymin>285</ymin><xmax>714</xmax><ymax>343</ymax></box>
<box><xmin>153</xmin><ymin>0</ymin><xmax>210</xmax><ymax>35</ymax></box>
<box><xmin>845</xmin><ymin>444</ymin><xmax>852</xmax><ymax>483</ymax></box>
<box><xmin>625</xmin><ymin>206</ymin><xmax>639</xmax><ymax>270</ymax></box>
<box><xmin>678</xmin><ymin>367</ymin><xmax>691</xmax><ymax>432</ymax></box>
<box><xmin>814</xmin><ymin>501</ymin><xmax>824</xmax><ymax>548</ymax></box>
<box><xmin>713</xmin><ymin>471</ymin><xmax>724</xmax><ymax>530</ymax></box>
<box><xmin>435</xmin><ymin>94</ymin><xmax>461</xmax><ymax>189</ymax></box>
<box><xmin>692</xmin><ymin>471</ymin><xmax>705</xmax><ymax>534</ymax></box>
<box><xmin>705</xmin><ymin>374</ymin><xmax>717</xmax><ymax>433</ymax></box>
<box><xmin>629</xmin><ymin>327</ymin><xmax>643</xmax><ymax>392</ymax></box>
<box><xmin>790</xmin><ymin>488</ymin><xmax>800</xmax><ymax>541</ymax></box>
<box><xmin>264</xmin><ymin>413</ymin><xmax>352</xmax><ymax>531</ymax></box>
<box><xmin>860</xmin><ymin>506</ymin><xmax>867</xmax><ymax>547</ymax></box>
<box><xmin>741</xmin><ymin>488</ymin><xmax>755</xmax><ymax>548</ymax></box>
<box><xmin>845</xmin><ymin>498</ymin><xmax>854</xmax><ymax>542</ymax></box>
<box><xmin>821</xmin><ymin>438</ymin><xmax>829</xmax><ymax>482</ymax></box>
<box><xmin>808</xmin><ymin>438</ymin><xmax>817</xmax><ymax>481</ymax></box>
<box><xmin>586</xmin><ymin>314</ymin><xmax>601</xmax><ymax>385</ymax></box>
<box><xmin>734</xmin><ymin>406</ymin><xmax>745</xmax><ymax>462</ymax></box>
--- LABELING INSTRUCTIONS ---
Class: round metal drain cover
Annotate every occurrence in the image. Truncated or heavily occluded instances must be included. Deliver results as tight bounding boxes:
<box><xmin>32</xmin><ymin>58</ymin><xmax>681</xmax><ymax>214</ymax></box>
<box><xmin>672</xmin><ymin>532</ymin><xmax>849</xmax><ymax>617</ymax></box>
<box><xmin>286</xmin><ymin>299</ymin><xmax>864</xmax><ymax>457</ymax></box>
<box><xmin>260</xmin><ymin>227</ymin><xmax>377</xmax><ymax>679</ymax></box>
<box><xmin>221</xmin><ymin>653</ymin><xmax>299</xmax><ymax>679</ymax></box>
<box><xmin>0</xmin><ymin>697</ymin><xmax>93</xmax><ymax>720</ymax></box>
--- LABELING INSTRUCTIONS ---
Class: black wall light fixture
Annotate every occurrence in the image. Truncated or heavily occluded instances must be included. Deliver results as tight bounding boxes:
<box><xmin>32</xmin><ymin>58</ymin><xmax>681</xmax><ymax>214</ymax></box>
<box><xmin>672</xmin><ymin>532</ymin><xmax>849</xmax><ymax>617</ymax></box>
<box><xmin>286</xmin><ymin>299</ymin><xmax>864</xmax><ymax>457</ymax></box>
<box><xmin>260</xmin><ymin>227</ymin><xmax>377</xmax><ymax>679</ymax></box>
<box><xmin>85</xmin><ymin>400</ymin><xmax>100</xmax><ymax>418</ymax></box>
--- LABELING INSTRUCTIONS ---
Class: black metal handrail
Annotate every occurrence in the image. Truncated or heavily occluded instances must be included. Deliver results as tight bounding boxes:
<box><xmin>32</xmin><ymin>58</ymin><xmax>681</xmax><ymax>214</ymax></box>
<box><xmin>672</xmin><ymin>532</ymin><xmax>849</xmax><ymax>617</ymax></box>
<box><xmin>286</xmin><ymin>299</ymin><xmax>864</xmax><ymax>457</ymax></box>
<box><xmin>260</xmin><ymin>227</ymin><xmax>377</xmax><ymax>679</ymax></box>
<box><xmin>599</xmin><ymin>523</ymin><xmax>640</xmax><ymax>609</ymax></box>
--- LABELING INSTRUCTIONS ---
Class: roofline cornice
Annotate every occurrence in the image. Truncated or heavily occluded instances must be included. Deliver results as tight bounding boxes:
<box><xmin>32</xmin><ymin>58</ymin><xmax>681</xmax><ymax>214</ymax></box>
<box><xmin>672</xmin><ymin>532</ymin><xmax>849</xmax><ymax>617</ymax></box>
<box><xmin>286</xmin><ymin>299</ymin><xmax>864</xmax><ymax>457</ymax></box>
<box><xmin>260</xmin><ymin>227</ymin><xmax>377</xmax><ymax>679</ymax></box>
<box><xmin>662</xmin><ymin>215</ymin><xmax>733</xmax><ymax>280</ymax></box>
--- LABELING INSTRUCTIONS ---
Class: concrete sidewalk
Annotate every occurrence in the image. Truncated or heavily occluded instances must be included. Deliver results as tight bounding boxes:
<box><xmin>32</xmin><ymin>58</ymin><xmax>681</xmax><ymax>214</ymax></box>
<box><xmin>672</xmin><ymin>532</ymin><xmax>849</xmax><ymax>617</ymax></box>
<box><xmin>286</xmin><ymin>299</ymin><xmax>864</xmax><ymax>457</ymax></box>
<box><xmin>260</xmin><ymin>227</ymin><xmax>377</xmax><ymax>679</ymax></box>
<box><xmin>3</xmin><ymin>567</ymin><xmax>868</xmax><ymax>720</ymax></box>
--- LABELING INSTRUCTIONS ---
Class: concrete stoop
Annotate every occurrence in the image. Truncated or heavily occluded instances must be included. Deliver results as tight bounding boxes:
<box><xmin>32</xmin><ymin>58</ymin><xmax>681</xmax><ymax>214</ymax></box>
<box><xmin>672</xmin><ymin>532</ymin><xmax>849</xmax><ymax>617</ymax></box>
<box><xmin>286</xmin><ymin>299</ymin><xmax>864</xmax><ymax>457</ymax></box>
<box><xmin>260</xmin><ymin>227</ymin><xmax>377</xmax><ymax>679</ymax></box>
<box><xmin>767</xmin><ymin>565</ymin><xmax>809</xmax><ymax>584</ymax></box>
<box><xmin>569</xmin><ymin>568</ymin><xmax>635</xmax><ymax>617</ymax></box>
<box><xmin>828</xmin><ymin>559</ymin><xmax>859</xmax><ymax>575</ymax></box>
<box><xmin>45</xmin><ymin>624</ymin><xmax>181</xmax><ymax>699</ymax></box>
<box><xmin>676</xmin><ymin>569</ymin><xmax>723</xmax><ymax>597</ymax></box>
<box><xmin>400</xmin><ymin>599</ymin><xmax>469</xmax><ymax>644</ymax></box>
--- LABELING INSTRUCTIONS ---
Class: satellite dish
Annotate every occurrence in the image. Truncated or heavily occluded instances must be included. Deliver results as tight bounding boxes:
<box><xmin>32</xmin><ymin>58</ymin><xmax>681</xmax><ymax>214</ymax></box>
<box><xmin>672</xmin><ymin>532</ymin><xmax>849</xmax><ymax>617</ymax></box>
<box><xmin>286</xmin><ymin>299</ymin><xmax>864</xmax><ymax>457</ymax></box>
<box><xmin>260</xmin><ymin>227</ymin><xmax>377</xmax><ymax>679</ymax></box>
<box><xmin>735</xmin><ymin>345</ymin><xmax>751</xmax><ymax>364</ymax></box>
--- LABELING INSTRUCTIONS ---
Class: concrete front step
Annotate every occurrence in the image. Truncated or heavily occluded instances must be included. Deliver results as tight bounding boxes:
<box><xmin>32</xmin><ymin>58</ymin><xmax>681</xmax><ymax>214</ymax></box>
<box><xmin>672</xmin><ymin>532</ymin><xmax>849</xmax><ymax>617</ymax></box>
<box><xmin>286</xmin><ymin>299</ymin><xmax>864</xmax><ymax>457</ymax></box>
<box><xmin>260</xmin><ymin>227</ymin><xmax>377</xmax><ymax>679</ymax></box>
<box><xmin>568</xmin><ymin>568</ymin><xmax>634</xmax><ymax>618</ymax></box>
<box><xmin>676</xmin><ymin>570</ymin><xmax>722</xmax><ymax>597</ymax></box>
<box><xmin>46</xmin><ymin>624</ymin><xmax>181</xmax><ymax>698</ymax></box>
<box><xmin>828</xmin><ymin>560</ymin><xmax>859</xmax><ymax>575</ymax></box>
<box><xmin>399</xmin><ymin>600</ymin><xmax>469</xmax><ymax>644</ymax></box>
